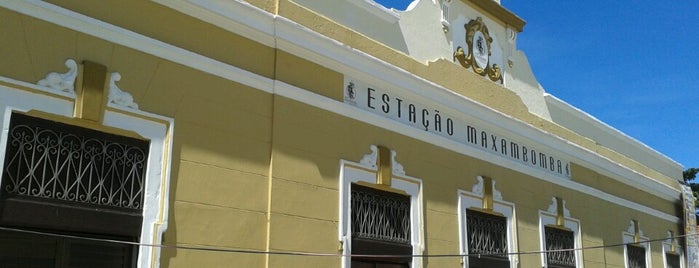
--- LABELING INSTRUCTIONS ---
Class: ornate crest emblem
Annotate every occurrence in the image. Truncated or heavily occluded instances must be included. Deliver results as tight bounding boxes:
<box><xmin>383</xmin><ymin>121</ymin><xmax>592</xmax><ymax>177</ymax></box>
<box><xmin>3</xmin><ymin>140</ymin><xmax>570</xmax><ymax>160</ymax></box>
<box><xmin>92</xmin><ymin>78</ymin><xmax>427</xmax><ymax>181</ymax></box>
<box><xmin>347</xmin><ymin>81</ymin><xmax>355</xmax><ymax>99</ymax></box>
<box><xmin>344</xmin><ymin>81</ymin><xmax>357</xmax><ymax>104</ymax></box>
<box><xmin>453</xmin><ymin>17</ymin><xmax>502</xmax><ymax>83</ymax></box>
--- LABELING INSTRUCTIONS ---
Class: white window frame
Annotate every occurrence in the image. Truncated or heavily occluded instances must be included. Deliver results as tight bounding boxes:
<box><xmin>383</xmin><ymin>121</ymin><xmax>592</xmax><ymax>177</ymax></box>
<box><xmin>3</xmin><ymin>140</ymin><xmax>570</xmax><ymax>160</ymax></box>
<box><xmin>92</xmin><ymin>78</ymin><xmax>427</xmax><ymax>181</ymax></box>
<box><xmin>458</xmin><ymin>176</ymin><xmax>517</xmax><ymax>268</ymax></box>
<box><xmin>339</xmin><ymin>146</ymin><xmax>424</xmax><ymax>268</ymax></box>
<box><xmin>662</xmin><ymin>231</ymin><xmax>684</xmax><ymax>268</ymax></box>
<box><xmin>538</xmin><ymin>197</ymin><xmax>583</xmax><ymax>268</ymax></box>
<box><xmin>0</xmin><ymin>70</ymin><xmax>173</xmax><ymax>268</ymax></box>
<box><xmin>623</xmin><ymin>221</ymin><xmax>651</xmax><ymax>268</ymax></box>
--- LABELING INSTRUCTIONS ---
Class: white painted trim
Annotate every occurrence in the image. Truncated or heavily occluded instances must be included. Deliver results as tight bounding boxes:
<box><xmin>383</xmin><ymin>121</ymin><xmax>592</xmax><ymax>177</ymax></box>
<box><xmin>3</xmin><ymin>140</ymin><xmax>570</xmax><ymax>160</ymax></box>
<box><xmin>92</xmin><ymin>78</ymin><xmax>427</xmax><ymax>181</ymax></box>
<box><xmin>0</xmin><ymin>76</ymin><xmax>75</xmax><ymax>101</ymax></box>
<box><xmin>545</xmin><ymin>93</ymin><xmax>682</xmax><ymax>170</ymax></box>
<box><xmin>545</xmin><ymin>197</ymin><xmax>570</xmax><ymax>217</ymax></box>
<box><xmin>339</xmin><ymin>155</ymin><xmax>424</xmax><ymax>268</ymax></box>
<box><xmin>275</xmin><ymin>80</ymin><xmax>680</xmax><ymax>223</ymax></box>
<box><xmin>0</xmin><ymin>0</ymin><xmax>680</xmax><ymax>220</ymax></box>
<box><xmin>0</xmin><ymin>78</ymin><xmax>173</xmax><ymax>268</ymax></box>
<box><xmin>271</xmin><ymin>6</ymin><xmax>680</xmax><ymax>202</ymax></box>
<box><xmin>622</xmin><ymin>221</ymin><xmax>651</xmax><ymax>268</ymax></box>
<box><xmin>663</xmin><ymin>231</ymin><xmax>685</xmax><ymax>268</ymax></box>
<box><xmin>539</xmin><ymin>199</ymin><xmax>583</xmax><ymax>268</ymax></box>
<box><xmin>350</xmin><ymin>0</ymin><xmax>401</xmax><ymax>23</ymax></box>
<box><xmin>471</xmin><ymin>176</ymin><xmax>503</xmax><ymax>201</ymax></box>
<box><xmin>151</xmin><ymin>0</ymin><xmax>275</xmax><ymax>47</ymax></box>
<box><xmin>458</xmin><ymin>178</ymin><xmax>517</xmax><ymax>267</ymax></box>
<box><xmin>0</xmin><ymin>0</ymin><xmax>274</xmax><ymax>94</ymax></box>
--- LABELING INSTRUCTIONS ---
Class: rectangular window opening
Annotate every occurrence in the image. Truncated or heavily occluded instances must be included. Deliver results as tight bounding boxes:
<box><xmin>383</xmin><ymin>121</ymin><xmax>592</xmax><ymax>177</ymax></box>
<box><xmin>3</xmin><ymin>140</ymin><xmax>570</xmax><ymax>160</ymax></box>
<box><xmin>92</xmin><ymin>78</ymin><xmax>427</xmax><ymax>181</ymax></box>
<box><xmin>626</xmin><ymin>244</ymin><xmax>646</xmax><ymax>268</ymax></box>
<box><xmin>350</xmin><ymin>183</ymin><xmax>412</xmax><ymax>266</ymax></box>
<box><xmin>0</xmin><ymin>112</ymin><xmax>150</xmax><ymax>267</ymax></box>
<box><xmin>544</xmin><ymin>226</ymin><xmax>576</xmax><ymax>268</ymax></box>
<box><xmin>465</xmin><ymin>209</ymin><xmax>509</xmax><ymax>268</ymax></box>
<box><xmin>665</xmin><ymin>252</ymin><xmax>680</xmax><ymax>268</ymax></box>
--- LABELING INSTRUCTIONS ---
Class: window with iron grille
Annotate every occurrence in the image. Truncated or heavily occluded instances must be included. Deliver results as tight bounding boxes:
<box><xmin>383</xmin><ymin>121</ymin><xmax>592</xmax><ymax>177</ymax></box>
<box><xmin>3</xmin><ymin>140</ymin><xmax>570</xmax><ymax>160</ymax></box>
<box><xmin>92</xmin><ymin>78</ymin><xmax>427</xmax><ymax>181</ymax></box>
<box><xmin>466</xmin><ymin>209</ymin><xmax>509</xmax><ymax>267</ymax></box>
<box><xmin>1</xmin><ymin>112</ymin><xmax>149</xmax><ymax>212</ymax></box>
<box><xmin>626</xmin><ymin>245</ymin><xmax>646</xmax><ymax>268</ymax></box>
<box><xmin>665</xmin><ymin>252</ymin><xmax>680</xmax><ymax>268</ymax></box>
<box><xmin>0</xmin><ymin>112</ymin><xmax>149</xmax><ymax>267</ymax></box>
<box><xmin>351</xmin><ymin>183</ymin><xmax>412</xmax><ymax>266</ymax></box>
<box><xmin>544</xmin><ymin>226</ymin><xmax>576</xmax><ymax>268</ymax></box>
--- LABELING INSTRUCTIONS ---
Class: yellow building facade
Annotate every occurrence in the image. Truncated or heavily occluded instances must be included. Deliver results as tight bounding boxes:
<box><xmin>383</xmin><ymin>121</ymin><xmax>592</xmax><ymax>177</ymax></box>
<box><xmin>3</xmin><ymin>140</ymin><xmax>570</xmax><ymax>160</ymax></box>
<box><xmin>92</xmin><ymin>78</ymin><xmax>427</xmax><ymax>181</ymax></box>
<box><xmin>0</xmin><ymin>0</ymin><xmax>692</xmax><ymax>267</ymax></box>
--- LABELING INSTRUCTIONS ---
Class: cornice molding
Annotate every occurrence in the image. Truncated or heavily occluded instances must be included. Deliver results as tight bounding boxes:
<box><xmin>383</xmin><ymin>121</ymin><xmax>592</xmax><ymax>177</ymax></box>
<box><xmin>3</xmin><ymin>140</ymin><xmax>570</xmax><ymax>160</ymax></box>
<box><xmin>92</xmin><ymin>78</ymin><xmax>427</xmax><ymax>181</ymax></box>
<box><xmin>350</xmin><ymin>0</ymin><xmax>400</xmax><ymax>24</ymax></box>
<box><xmin>0</xmin><ymin>0</ymin><xmax>681</xmax><ymax>219</ymax></box>
<box><xmin>544</xmin><ymin>93</ymin><xmax>682</xmax><ymax>173</ymax></box>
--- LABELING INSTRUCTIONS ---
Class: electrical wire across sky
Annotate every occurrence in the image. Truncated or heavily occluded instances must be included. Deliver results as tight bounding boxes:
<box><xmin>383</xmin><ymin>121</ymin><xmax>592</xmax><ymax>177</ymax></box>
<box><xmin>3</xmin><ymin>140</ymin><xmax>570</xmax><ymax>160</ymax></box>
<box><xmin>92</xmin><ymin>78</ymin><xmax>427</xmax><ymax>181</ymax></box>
<box><xmin>0</xmin><ymin>226</ymin><xmax>693</xmax><ymax>259</ymax></box>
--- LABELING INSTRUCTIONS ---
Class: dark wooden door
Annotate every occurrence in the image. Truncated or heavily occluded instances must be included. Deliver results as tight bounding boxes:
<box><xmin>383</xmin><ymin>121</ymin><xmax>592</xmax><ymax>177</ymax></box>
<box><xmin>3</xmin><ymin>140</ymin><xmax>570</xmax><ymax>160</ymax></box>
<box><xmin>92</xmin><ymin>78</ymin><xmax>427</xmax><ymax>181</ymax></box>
<box><xmin>0</xmin><ymin>229</ymin><xmax>134</xmax><ymax>268</ymax></box>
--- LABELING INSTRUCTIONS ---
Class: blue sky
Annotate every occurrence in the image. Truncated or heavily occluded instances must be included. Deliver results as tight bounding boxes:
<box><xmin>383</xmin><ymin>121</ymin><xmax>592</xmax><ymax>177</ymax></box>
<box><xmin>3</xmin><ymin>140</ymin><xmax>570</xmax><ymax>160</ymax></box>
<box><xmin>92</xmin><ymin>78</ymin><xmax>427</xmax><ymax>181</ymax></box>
<box><xmin>375</xmin><ymin>0</ymin><xmax>699</xmax><ymax>174</ymax></box>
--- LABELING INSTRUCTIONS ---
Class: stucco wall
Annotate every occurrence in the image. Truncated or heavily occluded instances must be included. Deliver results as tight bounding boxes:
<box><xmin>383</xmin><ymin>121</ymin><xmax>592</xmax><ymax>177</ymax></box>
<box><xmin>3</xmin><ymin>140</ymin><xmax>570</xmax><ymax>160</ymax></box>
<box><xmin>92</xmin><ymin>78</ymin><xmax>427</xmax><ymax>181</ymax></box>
<box><xmin>0</xmin><ymin>1</ymin><xmax>685</xmax><ymax>267</ymax></box>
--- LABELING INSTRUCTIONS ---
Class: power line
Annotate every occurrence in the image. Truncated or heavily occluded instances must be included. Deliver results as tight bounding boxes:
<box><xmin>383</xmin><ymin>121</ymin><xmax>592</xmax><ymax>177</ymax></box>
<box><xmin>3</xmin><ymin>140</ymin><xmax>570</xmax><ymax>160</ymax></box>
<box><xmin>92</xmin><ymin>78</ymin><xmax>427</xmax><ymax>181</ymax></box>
<box><xmin>0</xmin><ymin>226</ymin><xmax>694</xmax><ymax>259</ymax></box>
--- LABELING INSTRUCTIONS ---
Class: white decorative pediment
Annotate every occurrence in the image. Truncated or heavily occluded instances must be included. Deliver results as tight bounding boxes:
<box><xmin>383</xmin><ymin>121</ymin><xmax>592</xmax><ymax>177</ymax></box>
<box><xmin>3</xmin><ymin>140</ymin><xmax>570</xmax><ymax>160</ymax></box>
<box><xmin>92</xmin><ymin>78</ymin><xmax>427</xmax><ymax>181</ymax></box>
<box><xmin>471</xmin><ymin>176</ymin><xmax>502</xmax><ymax>200</ymax></box>
<box><xmin>358</xmin><ymin>145</ymin><xmax>406</xmax><ymax>176</ymax></box>
<box><xmin>666</xmin><ymin>231</ymin><xmax>676</xmax><ymax>244</ymax></box>
<box><xmin>108</xmin><ymin>72</ymin><xmax>139</xmax><ymax>110</ymax></box>
<box><xmin>472</xmin><ymin>176</ymin><xmax>483</xmax><ymax>195</ymax></box>
<box><xmin>626</xmin><ymin>220</ymin><xmax>644</xmax><ymax>237</ymax></box>
<box><xmin>391</xmin><ymin>150</ymin><xmax>405</xmax><ymax>176</ymax></box>
<box><xmin>492</xmin><ymin>180</ymin><xmax>502</xmax><ymax>200</ymax></box>
<box><xmin>37</xmin><ymin>59</ymin><xmax>78</xmax><ymax>94</ymax></box>
<box><xmin>664</xmin><ymin>231</ymin><xmax>681</xmax><ymax>252</ymax></box>
<box><xmin>359</xmin><ymin>145</ymin><xmax>379</xmax><ymax>169</ymax></box>
<box><xmin>546</xmin><ymin>197</ymin><xmax>571</xmax><ymax>217</ymax></box>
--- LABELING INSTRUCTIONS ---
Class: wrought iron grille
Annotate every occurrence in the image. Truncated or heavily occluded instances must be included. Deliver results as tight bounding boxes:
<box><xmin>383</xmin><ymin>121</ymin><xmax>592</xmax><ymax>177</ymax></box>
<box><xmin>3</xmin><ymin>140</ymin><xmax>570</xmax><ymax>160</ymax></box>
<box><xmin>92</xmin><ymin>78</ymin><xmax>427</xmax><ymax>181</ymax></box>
<box><xmin>544</xmin><ymin>226</ymin><xmax>576</xmax><ymax>267</ymax></box>
<box><xmin>626</xmin><ymin>245</ymin><xmax>646</xmax><ymax>268</ymax></box>
<box><xmin>351</xmin><ymin>184</ymin><xmax>411</xmax><ymax>245</ymax></box>
<box><xmin>1</xmin><ymin>113</ymin><xmax>149</xmax><ymax>211</ymax></box>
<box><xmin>665</xmin><ymin>253</ymin><xmax>680</xmax><ymax>268</ymax></box>
<box><xmin>466</xmin><ymin>209</ymin><xmax>508</xmax><ymax>258</ymax></box>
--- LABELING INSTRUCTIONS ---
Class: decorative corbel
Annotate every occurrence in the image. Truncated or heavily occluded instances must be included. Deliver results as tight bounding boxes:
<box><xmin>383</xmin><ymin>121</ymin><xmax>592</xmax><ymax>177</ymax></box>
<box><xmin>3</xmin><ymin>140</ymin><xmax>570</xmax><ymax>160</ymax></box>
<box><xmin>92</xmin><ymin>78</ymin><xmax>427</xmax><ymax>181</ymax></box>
<box><xmin>108</xmin><ymin>72</ymin><xmax>139</xmax><ymax>110</ymax></box>
<box><xmin>37</xmin><ymin>59</ymin><xmax>78</xmax><ymax>94</ymax></box>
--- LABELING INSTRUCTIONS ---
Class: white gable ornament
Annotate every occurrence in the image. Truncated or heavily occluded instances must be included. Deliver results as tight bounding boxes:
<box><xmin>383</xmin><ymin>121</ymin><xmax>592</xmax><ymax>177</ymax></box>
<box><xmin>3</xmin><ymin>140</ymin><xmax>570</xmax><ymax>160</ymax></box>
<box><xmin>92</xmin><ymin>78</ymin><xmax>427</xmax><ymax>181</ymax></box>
<box><xmin>471</xmin><ymin>175</ymin><xmax>503</xmax><ymax>200</ymax></box>
<box><xmin>546</xmin><ymin>197</ymin><xmax>571</xmax><ymax>217</ymax></box>
<box><xmin>359</xmin><ymin>145</ymin><xmax>379</xmax><ymax>169</ymax></box>
<box><xmin>37</xmin><ymin>59</ymin><xmax>78</xmax><ymax>94</ymax></box>
<box><xmin>358</xmin><ymin>145</ymin><xmax>407</xmax><ymax>176</ymax></box>
<box><xmin>108</xmin><ymin>72</ymin><xmax>139</xmax><ymax>110</ymax></box>
<box><xmin>626</xmin><ymin>220</ymin><xmax>644</xmax><ymax>237</ymax></box>
<box><xmin>391</xmin><ymin>150</ymin><xmax>405</xmax><ymax>176</ymax></box>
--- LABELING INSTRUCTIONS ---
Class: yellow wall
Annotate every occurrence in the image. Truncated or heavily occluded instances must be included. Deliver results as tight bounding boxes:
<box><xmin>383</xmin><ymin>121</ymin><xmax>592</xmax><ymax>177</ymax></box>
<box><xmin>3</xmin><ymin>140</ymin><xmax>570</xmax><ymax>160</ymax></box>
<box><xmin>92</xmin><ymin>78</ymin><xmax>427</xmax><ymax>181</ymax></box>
<box><xmin>32</xmin><ymin>0</ymin><xmax>681</xmax><ymax>187</ymax></box>
<box><xmin>276</xmin><ymin>0</ymin><xmax>678</xmax><ymax>188</ymax></box>
<box><xmin>267</xmin><ymin>93</ymin><xmax>681</xmax><ymax>267</ymax></box>
<box><xmin>0</xmin><ymin>2</ymin><xmax>683</xmax><ymax>268</ymax></box>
